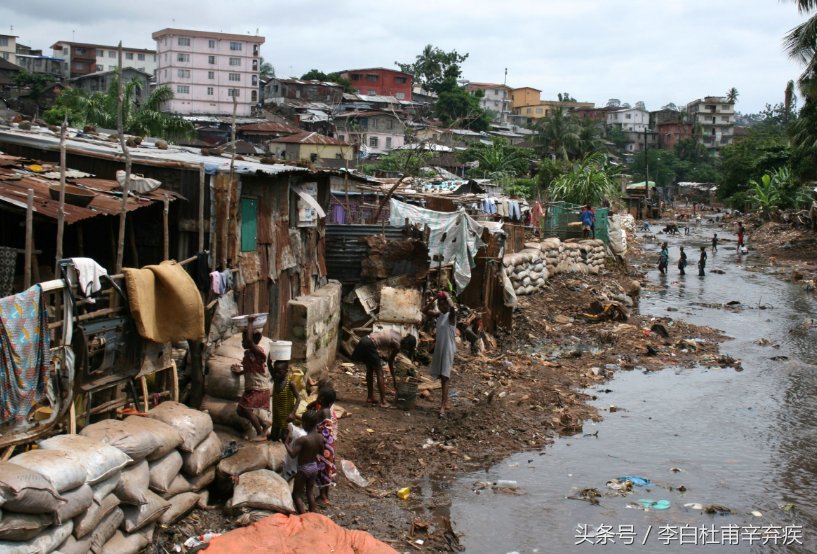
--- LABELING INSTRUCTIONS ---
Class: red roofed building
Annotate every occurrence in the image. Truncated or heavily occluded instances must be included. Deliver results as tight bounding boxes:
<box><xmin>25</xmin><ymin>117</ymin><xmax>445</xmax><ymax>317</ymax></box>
<box><xmin>338</xmin><ymin>67</ymin><xmax>412</xmax><ymax>100</ymax></box>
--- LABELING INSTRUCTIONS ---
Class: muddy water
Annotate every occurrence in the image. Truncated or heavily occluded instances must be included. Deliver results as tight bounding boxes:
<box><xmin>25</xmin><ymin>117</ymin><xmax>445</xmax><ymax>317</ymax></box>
<box><xmin>448</xmin><ymin>222</ymin><xmax>817</xmax><ymax>553</ymax></box>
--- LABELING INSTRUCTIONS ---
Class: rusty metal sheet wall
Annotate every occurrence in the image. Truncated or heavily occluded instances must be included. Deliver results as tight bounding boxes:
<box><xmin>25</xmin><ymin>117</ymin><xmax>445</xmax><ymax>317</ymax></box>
<box><xmin>325</xmin><ymin>224</ymin><xmax>406</xmax><ymax>285</ymax></box>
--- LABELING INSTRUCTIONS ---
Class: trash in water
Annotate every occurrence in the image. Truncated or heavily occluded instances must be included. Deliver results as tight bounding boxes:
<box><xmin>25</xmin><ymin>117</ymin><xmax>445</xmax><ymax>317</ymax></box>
<box><xmin>606</xmin><ymin>479</ymin><xmax>633</xmax><ymax>493</ymax></box>
<box><xmin>670</xmin><ymin>467</ymin><xmax>683</xmax><ymax>473</ymax></box>
<box><xmin>638</xmin><ymin>499</ymin><xmax>670</xmax><ymax>510</ymax></box>
<box><xmin>183</xmin><ymin>532</ymin><xmax>222</xmax><ymax>550</ymax></box>
<box><xmin>684</xmin><ymin>503</ymin><xmax>704</xmax><ymax>510</ymax></box>
<box><xmin>751</xmin><ymin>510</ymin><xmax>763</xmax><ymax>517</ymax></box>
<box><xmin>770</xmin><ymin>355</ymin><xmax>789</xmax><ymax>361</ymax></box>
<box><xmin>340</xmin><ymin>459</ymin><xmax>369</xmax><ymax>488</ymax></box>
<box><xmin>493</xmin><ymin>480</ymin><xmax>518</xmax><ymax>490</ymax></box>
<box><xmin>608</xmin><ymin>405</ymin><xmax>618</xmax><ymax>413</ymax></box>
<box><xmin>569</xmin><ymin>488</ymin><xmax>602</xmax><ymax>505</ymax></box>
<box><xmin>397</xmin><ymin>487</ymin><xmax>411</xmax><ymax>500</ymax></box>
<box><xmin>650</xmin><ymin>323</ymin><xmax>670</xmax><ymax>338</ymax></box>
<box><xmin>677</xmin><ymin>485</ymin><xmax>687</xmax><ymax>492</ymax></box>
<box><xmin>705</xmin><ymin>504</ymin><xmax>731</xmax><ymax>515</ymax></box>
<box><xmin>782</xmin><ymin>502</ymin><xmax>797</xmax><ymax>512</ymax></box>
<box><xmin>618</xmin><ymin>475</ymin><xmax>650</xmax><ymax>486</ymax></box>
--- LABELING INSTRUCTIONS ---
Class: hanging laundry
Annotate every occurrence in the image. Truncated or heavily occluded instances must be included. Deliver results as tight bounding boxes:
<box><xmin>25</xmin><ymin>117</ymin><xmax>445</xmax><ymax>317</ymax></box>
<box><xmin>0</xmin><ymin>247</ymin><xmax>15</xmax><ymax>299</ymax></box>
<box><xmin>531</xmin><ymin>201</ymin><xmax>545</xmax><ymax>229</ymax></box>
<box><xmin>220</xmin><ymin>269</ymin><xmax>233</xmax><ymax>293</ymax></box>
<box><xmin>210</xmin><ymin>270</ymin><xmax>223</xmax><ymax>295</ymax></box>
<box><xmin>194</xmin><ymin>251</ymin><xmax>210</xmax><ymax>292</ymax></box>
<box><xmin>67</xmin><ymin>257</ymin><xmax>108</xmax><ymax>298</ymax></box>
<box><xmin>0</xmin><ymin>284</ymin><xmax>51</xmax><ymax>423</ymax></box>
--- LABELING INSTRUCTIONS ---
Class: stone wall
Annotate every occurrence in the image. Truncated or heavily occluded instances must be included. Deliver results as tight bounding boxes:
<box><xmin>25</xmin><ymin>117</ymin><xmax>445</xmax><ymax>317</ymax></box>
<box><xmin>288</xmin><ymin>280</ymin><xmax>342</xmax><ymax>377</ymax></box>
<box><xmin>503</xmin><ymin>238</ymin><xmax>607</xmax><ymax>296</ymax></box>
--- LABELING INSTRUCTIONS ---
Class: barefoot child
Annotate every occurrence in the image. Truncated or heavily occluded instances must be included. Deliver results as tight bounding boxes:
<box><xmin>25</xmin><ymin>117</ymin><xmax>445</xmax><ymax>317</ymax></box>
<box><xmin>285</xmin><ymin>409</ymin><xmax>325</xmax><ymax>514</ymax></box>
<box><xmin>269</xmin><ymin>360</ymin><xmax>299</xmax><ymax>443</ymax></box>
<box><xmin>231</xmin><ymin>316</ymin><xmax>271</xmax><ymax>440</ymax></box>
<box><xmin>312</xmin><ymin>385</ymin><xmax>338</xmax><ymax>505</ymax></box>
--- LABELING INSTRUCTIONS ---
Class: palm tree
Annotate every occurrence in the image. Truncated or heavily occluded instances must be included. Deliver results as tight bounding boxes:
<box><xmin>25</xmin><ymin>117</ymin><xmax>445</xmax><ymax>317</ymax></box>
<box><xmin>726</xmin><ymin>87</ymin><xmax>739</xmax><ymax>104</ymax></box>
<box><xmin>468</xmin><ymin>138</ymin><xmax>530</xmax><ymax>179</ymax></box>
<box><xmin>784</xmin><ymin>1</ymin><xmax>817</xmax><ymax>85</ymax></box>
<box><xmin>548</xmin><ymin>152</ymin><xmax>621</xmax><ymax>206</ymax></box>
<box><xmin>259</xmin><ymin>57</ymin><xmax>275</xmax><ymax>80</ymax></box>
<box><xmin>535</xmin><ymin>106</ymin><xmax>580</xmax><ymax>161</ymax></box>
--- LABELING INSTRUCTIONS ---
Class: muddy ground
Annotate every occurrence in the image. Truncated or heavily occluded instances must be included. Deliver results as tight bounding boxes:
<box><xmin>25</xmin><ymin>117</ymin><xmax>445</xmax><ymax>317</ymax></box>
<box><xmin>156</xmin><ymin>244</ymin><xmax>729</xmax><ymax>553</ymax></box>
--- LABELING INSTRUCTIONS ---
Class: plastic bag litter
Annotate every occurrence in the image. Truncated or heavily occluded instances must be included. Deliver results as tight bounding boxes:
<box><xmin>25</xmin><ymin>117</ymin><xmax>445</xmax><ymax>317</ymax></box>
<box><xmin>618</xmin><ymin>475</ymin><xmax>650</xmax><ymax>486</ymax></box>
<box><xmin>340</xmin><ymin>459</ymin><xmax>369</xmax><ymax>488</ymax></box>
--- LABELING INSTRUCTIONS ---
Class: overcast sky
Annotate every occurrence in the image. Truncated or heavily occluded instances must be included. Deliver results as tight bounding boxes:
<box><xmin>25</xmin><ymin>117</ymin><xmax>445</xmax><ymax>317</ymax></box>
<box><xmin>1</xmin><ymin>0</ymin><xmax>808</xmax><ymax>113</ymax></box>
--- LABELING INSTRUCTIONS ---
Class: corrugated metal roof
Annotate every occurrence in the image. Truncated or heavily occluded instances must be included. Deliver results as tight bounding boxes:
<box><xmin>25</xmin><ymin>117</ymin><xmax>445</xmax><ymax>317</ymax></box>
<box><xmin>325</xmin><ymin>224</ymin><xmax>406</xmax><ymax>285</ymax></box>
<box><xmin>237</xmin><ymin>121</ymin><xmax>301</xmax><ymax>134</ymax></box>
<box><xmin>268</xmin><ymin>131</ymin><xmax>348</xmax><ymax>146</ymax></box>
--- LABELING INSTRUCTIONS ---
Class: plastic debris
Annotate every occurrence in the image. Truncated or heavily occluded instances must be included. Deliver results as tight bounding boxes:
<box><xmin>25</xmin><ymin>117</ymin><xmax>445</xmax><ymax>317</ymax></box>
<box><xmin>493</xmin><ymin>480</ymin><xmax>518</xmax><ymax>490</ymax></box>
<box><xmin>638</xmin><ymin>499</ymin><xmax>670</xmax><ymax>510</ymax></box>
<box><xmin>397</xmin><ymin>487</ymin><xmax>411</xmax><ymax>500</ymax></box>
<box><xmin>183</xmin><ymin>532</ymin><xmax>222</xmax><ymax>550</ymax></box>
<box><xmin>340</xmin><ymin>459</ymin><xmax>369</xmax><ymax>488</ymax></box>
<box><xmin>606</xmin><ymin>479</ymin><xmax>633</xmax><ymax>492</ymax></box>
<box><xmin>751</xmin><ymin>510</ymin><xmax>763</xmax><ymax>517</ymax></box>
<box><xmin>618</xmin><ymin>475</ymin><xmax>650</xmax><ymax>486</ymax></box>
<box><xmin>684</xmin><ymin>503</ymin><xmax>704</xmax><ymax>510</ymax></box>
<box><xmin>705</xmin><ymin>504</ymin><xmax>731</xmax><ymax>514</ymax></box>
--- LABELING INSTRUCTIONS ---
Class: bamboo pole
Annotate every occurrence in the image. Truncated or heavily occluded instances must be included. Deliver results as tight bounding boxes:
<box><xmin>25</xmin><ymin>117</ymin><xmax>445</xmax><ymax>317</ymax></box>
<box><xmin>198</xmin><ymin>163</ymin><xmax>205</xmax><ymax>253</ymax></box>
<box><xmin>163</xmin><ymin>195</ymin><xmax>170</xmax><ymax>261</ymax></box>
<box><xmin>24</xmin><ymin>189</ymin><xmax>34</xmax><ymax>289</ymax></box>
<box><xmin>114</xmin><ymin>42</ymin><xmax>131</xmax><ymax>274</ymax></box>
<box><xmin>55</xmin><ymin>115</ymin><xmax>67</xmax><ymax>274</ymax></box>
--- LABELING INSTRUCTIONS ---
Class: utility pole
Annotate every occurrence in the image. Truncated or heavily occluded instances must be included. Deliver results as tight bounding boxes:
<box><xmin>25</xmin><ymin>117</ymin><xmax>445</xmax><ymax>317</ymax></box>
<box><xmin>502</xmin><ymin>67</ymin><xmax>508</xmax><ymax>124</ymax></box>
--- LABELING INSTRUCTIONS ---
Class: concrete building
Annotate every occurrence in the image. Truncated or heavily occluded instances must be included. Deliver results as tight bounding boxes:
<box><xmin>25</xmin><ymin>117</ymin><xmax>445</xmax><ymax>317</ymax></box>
<box><xmin>338</xmin><ymin>68</ymin><xmax>412</xmax><ymax>100</ymax></box>
<box><xmin>606</xmin><ymin>108</ymin><xmax>650</xmax><ymax>132</ymax></box>
<box><xmin>15</xmin><ymin>44</ymin><xmax>63</xmax><ymax>77</ymax></box>
<box><xmin>152</xmin><ymin>28</ymin><xmax>264</xmax><ymax>116</ymax></box>
<box><xmin>334</xmin><ymin>111</ymin><xmax>406</xmax><ymax>156</ymax></box>
<box><xmin>0</xmin><ymin>35</ymin><xmax>18</xmax><ymax>65</ymax></box>
<box><xmin>510</xmin><ymin>87</ymin><xmax>594</xmax><ymax>120</ymax></box>
<box><xmin>464</xmin><ymin>82</ymin><xmax>511</xmax><ymax>123</ymax></box>
<box><xmin>264</xmin><ymin>78</ymin><xmax>343</xmax><ymax>106</ymax></box>
<box><xmin>50</xmin><ymin>41</ymin><xmax>157</xmax><ymax>79</ymax></box>
<box><xmin>71</xmin><ymin>68</ymin><xmax>152</xmax><ymax>104</ymax></box>
<box><xmin>267</xmin><ymin>131</ymin><xmax>354</xmax><ymax>165</ymax></box>
<box><xmin>686</xmin><ymin>96</ymin><xmax>735</xmax><ymax>155</ymax></box>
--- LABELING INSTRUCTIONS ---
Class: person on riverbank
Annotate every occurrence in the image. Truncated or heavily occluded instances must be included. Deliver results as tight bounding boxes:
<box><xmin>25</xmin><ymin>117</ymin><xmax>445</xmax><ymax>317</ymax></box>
<box><xmin>231</xmin><ymin>316</ymin><xmax>272</xmax><ymax>441</ymax></box>
<box><xmin>581</xmin><ymin>205</ymin><xmax>595</xmax><ymax>239</ymax></box>
<box><xmin>351</xmin><ymin>329</ymin><xmax>416</xmax><ymax>408</ymax></box>
<box><xmin>313</xmin><ymin>385</ymin><xmax>338</xmax><ymax>506</ymax></box>
<box><xmin>658</xmin><ymin>242</ymin><xmax>669</xmax><ymax>274</ymax></box>
<box><xmin>712</xmin><ymin>233</ymin><xmax>718</xmax><ymax>252</ymax></box>
<box><xmin>698</xmin><ymin>246</ymin><xmax>708</xmax><ymax>276</ymax></box>
<box><xmin>424</xmin><ymin>291</ymin><xmax>457</xmax><ymax>417</ymax></box>
<box><xmin>737</xmin><ymin>223</ymin><xmax>745</xmax><ymax>249</ymax></box>
<box><xmin>269</xmin><ymin>359</ymin><xmax>299</xmax><ymax>443</ymax></box>
<box><xmin>285</xmin><ymin>409</ymin><xmax>324</xmax><ymax>514</ymax></box>
<box><xmin>678</xmin><ymin>246</ymin><xmax>688</xmax><ymax>275</ymax></box>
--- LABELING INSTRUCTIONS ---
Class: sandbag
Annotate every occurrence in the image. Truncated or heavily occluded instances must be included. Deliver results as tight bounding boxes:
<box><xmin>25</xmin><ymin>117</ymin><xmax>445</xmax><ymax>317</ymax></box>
<box><xmin>55</xmin><ymin>484</ymin><xmax>93</xmax><ymax>523</ymax></box>
<box><xmin>181</xmin><ymin>432</ymin><xmax>222</xmax><ymax>476</ymax></box>
<box><xmin>145</xmin><ymin>401</ymin><xmax>213</xmax><ymax>452</ymax></box>
<box><xmin>148</xmin><ymin>451</ymin><xmax>183</xmax><ymax>494</ymax></box>
<box><xmin>73</xmin><ymin>493</ymin><xmax>119</xmax><ymax>539</ymax></box>
<box><xmin>0</xmin><ymin>521</ymin><xmax>72</xmax><ymax>554</ymax></box>
<box><xmin>159</xmin><ymin>492</ymin><xmax>199</xmax><ymax>525</ymax></box>
<box><xmin>228</xmin><ymin>469</ymin><xmax>295</xmax><ymax>514</ymax></box>
<box><xmin>123</xmin><ymin>416</ymin><xmax>183</xmax><ymax>461</ymax></box>
<box><xmin>8</xmin><ymin>450</ymin><xmax>86</xmax><ymax>493</ymax></box>
<box><xmin>120</xmin><ymin>490</ymin><xmax>170</xmax><ymax>533</ymax></box>
<box><xmin>217</xmin><ymin>443</ymin><xmax>271</xmax><ymax>478</ymax></box>
<box><xmin>115</xmin><ymin>461</ymin><xmax>149</xmax><ymax>506</ymax></box>
<box><xmin>91</xmin><ymin>472</ymin><xmax>120</xmax><ymax>503</ymax></box>
<box><xmin>101</xmin><ymin>525</ymin><xmax>154</xmax><ymax>554</ymax></box>
<box><xmin>89</xmin><ymin>507</ymin><xmax>124</xmax><ymax>553</ymax></box>
<box><xmin>188</xmin><ymin>466</ymin><xmax>216</xmax><ymax>492</ymax></box>
<box><xmin>0</xmin><ymin>512</ymin><xmax>51</xmax><ymax>541</ymax></box>
<box><xmin>0</xmin><ymin>461</ymin><xmax>65</xmax><ymax>514</ymax></box>
<box><xmin>39</xmin><ymin>435</ymin><xmax>131</xmax><ymax>485</ymax></box>
<box><xmin>80</xmin><ymin>419</ymin><xmax>162</xmax><ymax>463</ymax></box>
<box><xmin>56</xmin><ymin>532</ymin><xmax>92</xmax><ymax>554</ymax></box>
<box><xmin>202</xmin><ymin>395</ymin><xmax>253</xmax><ymax>435</ymax></box>
<box><xmin>160</xmin><ymin>474</ymin><xmax>193</xmax><ymax>499</ymax></box>
<box><xmin>205</xmin><ymin>355</ymin><xmax>244</xmax><ymax>400</ymax></box>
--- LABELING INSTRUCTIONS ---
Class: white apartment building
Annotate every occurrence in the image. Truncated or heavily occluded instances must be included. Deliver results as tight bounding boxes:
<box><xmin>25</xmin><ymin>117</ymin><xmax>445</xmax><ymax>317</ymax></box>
<box><xmin>606</xmin><ymin>108</ymin><xmax>650</xmax><ymax>132</ymax></box>
<box><xmin>50</xmin><ymin>41</ymin><xmax>157</xmax><ymax>79</ymax></box>
<box><xmin>464</xmin><ymin>82</ymin><xmax>512</xmax><ymax>123</ymax></box>
<box><xmin>152</xmin><ymin>28</ymin><xmax>265</xmax><ymax>116</ymax></box>
<box><xmin>687</xmin><ymin>96</ymin><xmax>736</xmax><ymax>155</ymax></box>
<box><xmin>0</xmin><ymin>35</ymin><xmax>18</xmax><ymax>65</ymax></box>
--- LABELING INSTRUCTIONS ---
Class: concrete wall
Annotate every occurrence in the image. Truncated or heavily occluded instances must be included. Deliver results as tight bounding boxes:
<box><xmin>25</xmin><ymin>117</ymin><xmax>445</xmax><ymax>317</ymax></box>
<box><xmin>288</xmin><ymin>280</ymin><xmax>342</xmax><ymax>377</ymax></box>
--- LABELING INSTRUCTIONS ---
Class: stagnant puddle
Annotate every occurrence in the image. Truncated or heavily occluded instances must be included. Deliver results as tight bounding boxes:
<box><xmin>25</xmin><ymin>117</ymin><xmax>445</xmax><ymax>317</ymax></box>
<box><xmin>448</xmin><ymin>223</ymin><xmax>817</xmax><ymax>553</ymax></box>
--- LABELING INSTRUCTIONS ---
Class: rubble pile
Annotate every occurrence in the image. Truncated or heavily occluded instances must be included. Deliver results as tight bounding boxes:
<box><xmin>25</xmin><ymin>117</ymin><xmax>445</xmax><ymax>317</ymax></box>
<box><xmin>504</xmin><ymin>238</ymin><xmax>607</xmax><ymax>296</ymax></box>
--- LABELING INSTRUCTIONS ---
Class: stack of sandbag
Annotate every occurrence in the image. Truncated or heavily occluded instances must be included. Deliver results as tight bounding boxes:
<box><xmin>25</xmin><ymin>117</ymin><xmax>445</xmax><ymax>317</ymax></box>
<box><xmin>580</xmin><ymin>239</ymin><xmax>606</xmax><ymax>274</ymax></box>
<box><xmin>556</xmin><ymin>242</ymin><xmax>586</xmax><ymax>274</ymax></box>
<box><xmin>502</xmin><ymin>248</ymin><xmax>548</xmax><ymax>296</ymax></box>
<box><xmin>143</xmin><ymin>401</ymin><xmax>215</xmax><ymax>526</ymax></box>
<box><xmin>35</xmin><ymin>433</ymin><xmax>132</xmax><ymax>553</ymax></box>
<box><xmin>0</xmin><ymin>460</ymin><xmax>73</xmax><ymax>553</ymax></box>
<box><xmin>201</xmin><ymin>334</ymin><xmax>267</xmax><ymax>439</ymax></box>
<box><xmin>538</xmin><ymin>238</ymin><xmax>562</xmax><ymax>276</ymax></box>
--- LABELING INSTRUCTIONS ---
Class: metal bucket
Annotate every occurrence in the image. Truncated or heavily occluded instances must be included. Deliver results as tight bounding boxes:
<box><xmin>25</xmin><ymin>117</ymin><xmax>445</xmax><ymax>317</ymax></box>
<box><xmin>396</xmin><ymin>381</ymin><xmax>418</xmax><ymax>411</ymax></box>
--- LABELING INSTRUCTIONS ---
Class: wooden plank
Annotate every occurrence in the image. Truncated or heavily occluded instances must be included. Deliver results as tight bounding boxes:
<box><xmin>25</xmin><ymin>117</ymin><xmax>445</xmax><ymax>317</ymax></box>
<box><xmin>24</xmin><ymin>189</ymin><xmax>33</xmax><ymax>289</ymax></box>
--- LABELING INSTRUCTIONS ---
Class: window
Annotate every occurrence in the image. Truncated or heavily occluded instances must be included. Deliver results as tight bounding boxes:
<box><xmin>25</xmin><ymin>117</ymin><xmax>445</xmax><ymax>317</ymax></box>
<box><xmin>386</xmin><ymin>137</ymin><xmax>392</xmax><ymax>149</ymax></box>
<box><xmin>625</xmin><ymin>113</ymin><xmax>631</xmax><ymax>119</ymax></box>
<box><xmin>252</xmin><ymin>59</ymin><xmax>258</xmax><ymax>71</ymax></box>
<box><xmin>370</xmin><ymin>118</ymin><xmax>378</xmax><ymax>130</ymax></box>
<box><xmin>178</xmin><ymin>69</ymin><xmax>190</xmax><ymax>78</ymax></box>
<box><xmin>207</xmin><ymin>87</ymin><xmax>214</xmax><ymax>96</ymax></box>
<box><xmin>178</xmin><ymin>37</ymin><xmax>191</xmax><ymax>46</ymax></box>
<box><xmin>208</xmin><ymin>55</ymin><xmax>216</xmax><ymax>64</ymax></box>
<box><xmin>177</xmin><ymin>53</ymin><xmax>189</xmax><ymax>62</ymax></box>
<box><xmin>366</xmin><ymin>89</ymin><xmax>375</xmax><ymax>95</ymax></box>
<box><xmin>251</xmin><ymin>75</ymin><xmax>258</xmax><ymax>86</ymax></box>
<box><xmin>721</xmin><ymin>116</ymin><xmax>729</xmax><ymax>122</ymax></box>
<box><xmin>240</xmin><ymin>198</ymin><xmax>257</xmax><ymax>252</ymax></box>
<box><xmin>230</xmin><ymin>41</ymin><xmax>242</xmax><ymax>51</ymax></box>
<box><xmin>125</xmin><ymin>52</ymin><xmax>133</xmax><ymax>60</ymax></box>
<box><xmin>535</xmin><ymin>108</ymin><xmax>543</xmax><ymax>114</ymax></box>
<box><xmin>394</xmin><ymin>77</ymin><xmax>406</xmax><ymax>84</ymax></box>
<box><xmin>253</xmin><ymin>44</ymin><xmax>259</xmax><ymax>57</ymax></box>
<box><xmin>338</xmin><ymin>135</ymin><xmax>345</xmax><ymax>142</ymax></box>
<box><xmin>177</xmin><ymin>85</ymin><xmax>190</xmax><ymax>94</ymax></box>
<box><xmin>229</xmin><ymin>72</ymin><xmax>240</xmax><ymax>82</ymax></box>
<box><xmin>386</xmin><ymin>119</ymin><xmax>394</xmax><ymax>130</ymax></box>
<box><xmin>395</xmin><ymin>92</ymin><xmax>405</xmax><ymax>100</ymax></box>
<box><xmin>208</xmin><ymin>71</ymin><xmax>215</xmax><ymax>79</ymax></box>
<box><xmin>366</xmin><ymin>74</ymin><xmax>378</xmax><ymax>82</ymax></box>
<box><xmin>108</xmin><ymin>51</ymin><xmax>115</xmax><ymax>58</ymax></box>
<box><xmin>208</xmin><ymin>39</ymin><xmax>216</xmax><ymax>48</ymax></box>
<box><xmin>251</xmin><ymin>90</ymin><xmax>257</xmax><ymax>102</ymax></box>
<box><xmin>96</xmin><ymin>64</ymin><xmax>103</xmax><ymax>72</ymax></box>
<box><xmin>108</xmin><ymin>65</ymin><xmax>116</xmax><ymax>71</ymax></box>
<box><xmin>369</xmin><ymin>136</ymin><xmax>379</xmax><ymax>148</ymax></box>
<box><xmin>351</xmin><ymin>74</ymin><xmax>360</xmax><ymax>81</ymax></box>
<box><xmin>76</xmin><ymin>47</ymin><xmax>86</xmax><ymax>55</ymax></box>
<box><xmin>712</xmin><ymin>117</ymin><xmax>716</xmax><ymax>124</ymax></box>
<box><xmin>229</xmin><ymin>57</ymin><xmax>240</xmax><ymax>66</ymax></box>
<box><xmin>0</xmin><ymin>38</ymin><xmax>7</xmax><ymax>47</ymax></box>
<box><xmin>228</xmin><ymin>88</ymin><xmax>240</xmax><ymax>97</ymax></box>
<box><xmin>138</xmin><ymin>53</ymin><xmax>145</xmax><ymax>61</ymax></box>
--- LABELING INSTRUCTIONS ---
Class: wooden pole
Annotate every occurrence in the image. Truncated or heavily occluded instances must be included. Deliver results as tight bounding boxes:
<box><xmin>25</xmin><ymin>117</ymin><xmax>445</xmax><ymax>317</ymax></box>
<box><xmin>55</xmin><ymin>115</ymin><xmax>67</xmax><ymax>274</ymax></box>
<box><xmin>223</xmin><ymin>95</ymin><xmax>237</xmax><ymax>269</ymax></box>
<box><xmin>163</xmin><ymin>195</ymin><xmax>170</xmax><ymax>261</ymax></box>
<box><xmin>115</xmin><ymin>42</ymin><xmax>131</xmax><ymax>273</ymax></box>
<box><xmin>24</xmin><ymin>189</ymin><xmax>34</xmax><ymax>289</ymax></box>
<box><xmin>198</xmin><ymin>163</ymin><xmax>205</xmax><ymax>253</ymax></box>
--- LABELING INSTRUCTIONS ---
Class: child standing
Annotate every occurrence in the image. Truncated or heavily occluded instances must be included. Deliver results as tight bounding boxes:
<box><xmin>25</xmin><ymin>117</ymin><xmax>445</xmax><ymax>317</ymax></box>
<box><xmin>658</xmin><ymin>242</ymin><xmax>669</xmax><ymax>274</ymax></box>
<box><xmin>269</xmin><ymin>360</ymin><xmax>299</xmax><ymax>443</ymax></box>
<box><xmin>313</xmin><ymin>385</ymin><xmax>338</xmax><ymax>506</ymax></box>
<box><xmin>712</xmin><ymin>233</ymin><xmax>718</xmax><ymax>252</ymax></box>
<box><xmin>678</xmin><ymin>246</ymin><xmax>687</xmax><ymax>275</ymax></box>
<box><xmin>698</xmin><ymin>246</ymin><xmax>708</xmax><ymax>276</ymax></box>
<box><xmin>285</xmin><ymin>409</ymin><xmax>325</xmax><ymax>514</ymax></box>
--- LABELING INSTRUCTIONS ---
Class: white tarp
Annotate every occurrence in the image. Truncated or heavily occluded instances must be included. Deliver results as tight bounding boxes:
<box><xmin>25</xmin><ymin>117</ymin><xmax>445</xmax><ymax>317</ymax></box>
<box><xmin>389</xmin><ymin>198</ymin><xmax>485</xmax><ymax>292</ymax></box>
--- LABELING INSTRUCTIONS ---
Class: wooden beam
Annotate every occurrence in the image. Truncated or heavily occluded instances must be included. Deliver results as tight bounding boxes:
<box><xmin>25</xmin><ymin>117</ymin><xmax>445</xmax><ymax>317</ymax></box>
<box><xmin>114</xmin><ymin>41</ymin><xmax>131</xmax><ymax>274</ymax></box>
<box><xmin>54</xmin><ymin>115</ymin><xmax>67</xmax><ymax>275</ymax></box>
<box><xmin>24</xmin><ymin>189</ymin><xmax>33</xmax><ymax>289</ymax></box>
<box><xmin>198</xmin><ymin>163</ymin><xmax>205</xmax><ymax>253</ymax></box>
<box><xmin>163</xmin><ymin>195</ymin><xmax>170</xmax><ymax>261</ymax></box>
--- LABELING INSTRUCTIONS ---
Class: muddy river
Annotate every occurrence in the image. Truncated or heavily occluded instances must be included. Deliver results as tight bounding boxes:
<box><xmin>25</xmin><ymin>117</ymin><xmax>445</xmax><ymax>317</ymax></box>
<box><xmin>447</xmin><ymin>222</ymin><xmax>817</xmax><ymax>553</ymax></box>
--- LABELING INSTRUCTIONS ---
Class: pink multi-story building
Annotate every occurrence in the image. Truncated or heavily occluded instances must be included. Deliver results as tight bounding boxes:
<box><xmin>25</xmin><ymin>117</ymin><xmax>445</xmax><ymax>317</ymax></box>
<box><xmin>152</xmin><ymin>28</ymin><xmax>265</xmax><ymax>116</ymax></box>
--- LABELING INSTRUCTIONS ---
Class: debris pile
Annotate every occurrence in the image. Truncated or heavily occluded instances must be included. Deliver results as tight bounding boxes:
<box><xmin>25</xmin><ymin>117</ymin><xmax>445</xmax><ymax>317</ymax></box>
<box><xmin>504</xmin><ymin>238</ymin><xmax>608</xmax><ymax>296</ymax></box>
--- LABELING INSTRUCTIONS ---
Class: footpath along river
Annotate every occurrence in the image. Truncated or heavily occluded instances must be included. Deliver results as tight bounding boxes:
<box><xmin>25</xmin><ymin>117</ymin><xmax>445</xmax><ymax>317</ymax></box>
<box><xmin>447</xmin><ymin>221</ymin><xmax>817</xmax><ymax>553</ymax></box>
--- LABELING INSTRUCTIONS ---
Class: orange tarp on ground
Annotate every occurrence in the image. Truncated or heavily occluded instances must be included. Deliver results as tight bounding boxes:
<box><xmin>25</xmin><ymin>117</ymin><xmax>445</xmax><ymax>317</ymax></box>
<box><xmin>205</xmin><ymin>513</ymin><xmax>399</xmax><ymax>554</ymax></box>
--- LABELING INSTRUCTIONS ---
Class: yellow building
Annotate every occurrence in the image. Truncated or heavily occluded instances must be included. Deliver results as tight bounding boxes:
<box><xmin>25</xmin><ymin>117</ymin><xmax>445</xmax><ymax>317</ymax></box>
<box><xmin>511</xmin><ymin>86</ymin><xmax>594</xmax><ymax>120</ymax></box>
<box><xmin>267</xmin><ymin>131</ymin><xmax>355</xmax><ymax>164</ymax></box>
<box><xmin>511</xmin><ymin>87</ymin><xmax>541</xmax><ymax>110</ymax></box>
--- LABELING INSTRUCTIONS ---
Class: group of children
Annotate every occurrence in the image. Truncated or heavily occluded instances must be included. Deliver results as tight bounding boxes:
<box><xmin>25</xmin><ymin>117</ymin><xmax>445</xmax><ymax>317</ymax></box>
<box><xmin>230</xmin><ymin>315</ymin><xmax>338</xmax><ymax>514</ymax></box>
<box><xmin>659</xmin><ymin>242</ymin><xmax>709</xmax><ymax>276</ymax></box>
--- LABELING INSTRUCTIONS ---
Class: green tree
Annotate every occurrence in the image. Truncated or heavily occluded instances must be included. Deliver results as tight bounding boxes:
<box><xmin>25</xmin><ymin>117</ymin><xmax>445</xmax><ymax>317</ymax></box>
<box><xmin>548</xmin><ymin>153</ymin><xmax>621</xmax><ymax>205</ymax></box>
<box><xmin>396</xmin><ymin>45</ymin><xmax>468</xmax><ymax>94</ymax></box>
<box><xmin>13</xmin><ymin>70</ymin><xmax>53</xmax><ymax>117</ymax></box>
<box><xmin>631</xmin><ymin>149</ymin><xmax>680</xmax><ymax>188</ymax></box>
<box><xmin>726</xmin><ymin>87</ymin><xmax>739</xmax><ymax>104</ymax></box>
<box><xmin>461</xmin><ymin>137</ymin><xmax>531</xmax><ymax>180</ymax></box>
<box><xmin>535</xmin><ymin>106</ymin><xmax>580</xmax><ymax>160</ymax></box>
<box><xmin>259</xmin><ymin>57</ymin><xmax>275</xmax><ymax>80</ymax></box>
<box><xmin>717</xmin><ymin>125</ymin><xmax>789</xmax><ymax>200</ymax></box>
<box><xmin>433</xmin><ymin>83</ymin><xmax>490</xmax><ymax>130</ymax></box>
<box><xmin>360</xmin><ymin>149</ymin><xmax>434</xmax><ymax>177</ymax></box>
<box><xmin>300</xmin><ymin>69</ymin><xmax>353</xmax><ymax>93</ymax></box>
